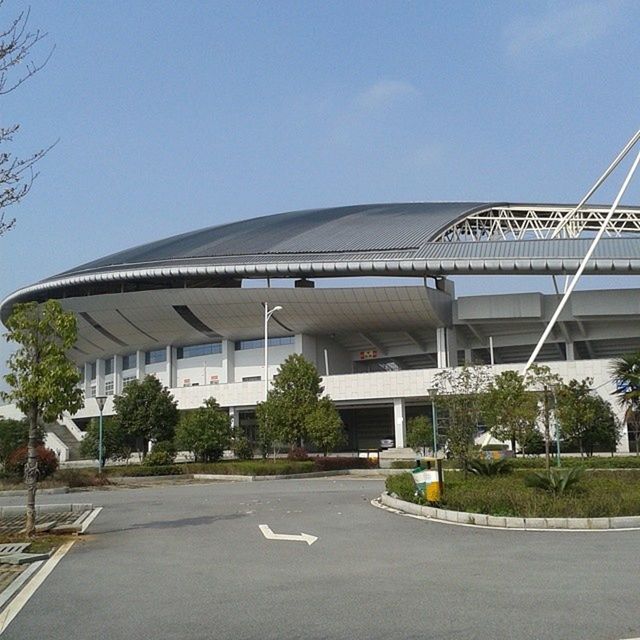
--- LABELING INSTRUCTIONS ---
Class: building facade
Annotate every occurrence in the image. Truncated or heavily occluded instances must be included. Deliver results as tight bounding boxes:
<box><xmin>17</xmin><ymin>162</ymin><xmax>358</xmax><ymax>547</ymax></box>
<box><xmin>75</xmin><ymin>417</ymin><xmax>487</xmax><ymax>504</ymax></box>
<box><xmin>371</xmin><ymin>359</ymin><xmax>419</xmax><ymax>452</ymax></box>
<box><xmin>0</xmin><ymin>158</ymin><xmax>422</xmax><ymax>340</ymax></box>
<box><xmin>2</xmin><ymin>202</ymin><xmax>639</xmax><ymax>457</ymax></box>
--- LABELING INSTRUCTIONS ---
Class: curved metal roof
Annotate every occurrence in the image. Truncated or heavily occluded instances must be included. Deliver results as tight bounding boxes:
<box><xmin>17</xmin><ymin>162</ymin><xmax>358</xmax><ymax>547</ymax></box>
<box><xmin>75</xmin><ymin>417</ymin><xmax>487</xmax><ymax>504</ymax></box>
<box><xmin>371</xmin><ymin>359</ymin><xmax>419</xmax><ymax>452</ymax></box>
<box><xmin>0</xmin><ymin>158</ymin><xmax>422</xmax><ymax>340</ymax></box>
<box><xmin>3</xmin><ymin>201</ymin><xmax>640</xmax><ymax>321</ymax></box>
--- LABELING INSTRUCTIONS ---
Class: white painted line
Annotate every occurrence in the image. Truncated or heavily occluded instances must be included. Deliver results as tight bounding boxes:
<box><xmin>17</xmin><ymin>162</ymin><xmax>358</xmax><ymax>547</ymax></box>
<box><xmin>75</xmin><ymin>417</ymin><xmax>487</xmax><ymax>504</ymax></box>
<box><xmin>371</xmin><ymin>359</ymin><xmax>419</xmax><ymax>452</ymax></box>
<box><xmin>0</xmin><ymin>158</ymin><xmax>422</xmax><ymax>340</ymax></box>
<box><xmin>258</xmin><ymin>524</ymin><xmax>318</xmax><ymax>545</ymax></box>
<box><xmin>0</xmin><ymin>540</ymin><xmax>75</xmax><ymax>635</ymax></box>
<box><xmin>0</xmin><ymin>562</ymin><xmax>43</xmax><ymax>611</ymax></box>
<box><xmin>79</xmin><ymin>507</ymin><xmax>103</xmax><ymax>534</ymax></box>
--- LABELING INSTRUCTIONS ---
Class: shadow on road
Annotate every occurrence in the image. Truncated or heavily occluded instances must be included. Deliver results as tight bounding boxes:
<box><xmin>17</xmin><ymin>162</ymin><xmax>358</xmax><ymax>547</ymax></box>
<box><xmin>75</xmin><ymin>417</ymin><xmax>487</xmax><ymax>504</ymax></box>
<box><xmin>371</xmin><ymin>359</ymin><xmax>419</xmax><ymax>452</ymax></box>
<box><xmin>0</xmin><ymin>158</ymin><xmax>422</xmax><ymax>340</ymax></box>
<box><xmin>103</xmin><ymin>513</ymin><xmax>248</xmax><ymax>533</ymax></box>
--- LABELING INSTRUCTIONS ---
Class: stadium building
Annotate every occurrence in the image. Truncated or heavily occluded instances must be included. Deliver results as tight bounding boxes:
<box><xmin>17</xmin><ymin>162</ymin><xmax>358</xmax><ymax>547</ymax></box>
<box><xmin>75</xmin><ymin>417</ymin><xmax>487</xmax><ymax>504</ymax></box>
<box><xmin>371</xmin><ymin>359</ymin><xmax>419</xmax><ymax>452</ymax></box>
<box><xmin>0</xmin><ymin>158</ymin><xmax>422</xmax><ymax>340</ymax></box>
<box><xmin>2</xmin><ymin>202</ymin><xmax>640</xmax><ymax>458</ymax></box>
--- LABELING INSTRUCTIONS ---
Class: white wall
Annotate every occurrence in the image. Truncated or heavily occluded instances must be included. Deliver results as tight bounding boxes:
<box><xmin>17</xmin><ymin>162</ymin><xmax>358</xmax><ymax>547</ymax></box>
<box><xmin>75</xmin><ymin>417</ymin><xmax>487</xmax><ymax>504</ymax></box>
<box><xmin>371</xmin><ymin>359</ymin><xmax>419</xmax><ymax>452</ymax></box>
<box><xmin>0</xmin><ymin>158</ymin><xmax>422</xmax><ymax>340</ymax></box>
<box><xmin>234</xmin><ymin>343</ymin><xmax>295</xmax><ymax>382</ymax></box>
<box><xmin>175</xmin><ymin>353</ymin><xmax>223</xmax><ymax>387</ymax></box>
<box><xmin>144</xmin><ymin>362</ymin><xmax>169</xmax><ymax>386</ymax></box>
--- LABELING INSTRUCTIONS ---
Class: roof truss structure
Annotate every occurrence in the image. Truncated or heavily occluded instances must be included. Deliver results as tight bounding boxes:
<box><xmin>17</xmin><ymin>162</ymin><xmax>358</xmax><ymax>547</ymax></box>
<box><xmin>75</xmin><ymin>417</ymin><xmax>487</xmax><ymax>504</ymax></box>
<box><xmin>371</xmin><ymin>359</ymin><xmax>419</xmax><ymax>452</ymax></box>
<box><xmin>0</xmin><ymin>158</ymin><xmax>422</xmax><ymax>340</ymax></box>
<box><xmin>435</xmin><ymin>205</ymin><xmax>640</xmax><ymax>242</ymax></box>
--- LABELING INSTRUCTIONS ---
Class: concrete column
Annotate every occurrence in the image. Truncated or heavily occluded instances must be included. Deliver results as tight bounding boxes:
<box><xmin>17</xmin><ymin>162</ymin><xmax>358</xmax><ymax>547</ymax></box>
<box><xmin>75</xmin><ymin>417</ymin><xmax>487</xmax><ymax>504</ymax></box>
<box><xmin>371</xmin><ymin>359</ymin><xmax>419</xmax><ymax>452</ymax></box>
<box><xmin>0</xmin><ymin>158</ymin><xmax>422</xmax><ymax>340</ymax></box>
<box><xmin>136</xmin><ymin>350</ymin><xmax>144</xmax><ymax>380</ymax></box>
<box><xmin>221</xmin><ymin>340</ymin><xmax>235</xmax><ymax>383</ymax></box>
<box><xmin>114</xmin><ymin>355</ymin><xmax>122</xmax><ymax>395</ymax></box>
<box><xmin>163</xmin><ymin>346</ymin><xmax>173</xmax><ymax>388</ymax></box>
<box><xmin>393</xmin><ymin>398</ymin><xmax>406</xmax><ymax>448</ymax></box>
<box><xmin>464</xmin><ymin>348</ymin><xmax>473</xmax><ymax>364</ymax></box>
<box><xmin>84</xmin><ymin>363</ymin><xmax>92</xmax><ymax>398</ymax></box>
<box><xmin>565</xmin><ymin>342</ymin><xmax>575</xmax><ymax>361</ymax></box>
<box><xmin>96</xmin><ymin>358</ymin><xmax>106</xmax><ymax>396</ymax></box>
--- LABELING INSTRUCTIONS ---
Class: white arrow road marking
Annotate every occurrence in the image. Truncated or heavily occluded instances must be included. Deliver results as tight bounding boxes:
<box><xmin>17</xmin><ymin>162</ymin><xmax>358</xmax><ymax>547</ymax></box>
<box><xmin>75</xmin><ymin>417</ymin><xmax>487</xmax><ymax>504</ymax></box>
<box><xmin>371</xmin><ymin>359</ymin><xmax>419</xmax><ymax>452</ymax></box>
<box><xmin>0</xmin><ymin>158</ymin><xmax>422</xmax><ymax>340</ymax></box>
<box><xmin>259</xmin><ymin>524</ymin><xmax>318</xmax><ymax>546</ymax></box>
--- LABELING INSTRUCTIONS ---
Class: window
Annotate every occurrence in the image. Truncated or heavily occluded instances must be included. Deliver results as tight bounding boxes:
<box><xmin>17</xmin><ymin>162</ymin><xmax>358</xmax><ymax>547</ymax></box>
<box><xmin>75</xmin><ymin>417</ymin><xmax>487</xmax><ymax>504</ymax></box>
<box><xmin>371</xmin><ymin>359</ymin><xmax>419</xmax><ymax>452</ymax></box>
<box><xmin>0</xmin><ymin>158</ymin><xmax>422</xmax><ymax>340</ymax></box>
<box><xmin>78</xmin><ymin>367</ymin><xmax>85</xmax><ymax>382</ymax></box>
<box><xmin>242</xmin><ymin>375</ymin><xmax>262</xmax><ymax>382</ymax></box>
<box><xmin>88</xmin><ymin>385</ymin><xmax>96</xmax><ymax>398</ymax></box>
<box><xmin>177</xmin><ymin>342</ymin><xmax>222</xmax><ymax>359</ymax></box>
<box><xmin>105</xmin><ymin>380</ymin><xmax>114</xmax><ymax>395</ymax></box>
<box><xmin>90</xmin><ymin>362</ymin><xmax>97</xmax><ymax>380</ymax></box>
<box><xmin>145</xmin><ymin>349</ymin><xmax>166</xmax><ymax>365</ymax></box>
<box><xmin>122</xmin><ymin>376</ymin><xmax>136</xmax><ymax>388</ymax></box>
<box><xmin>234</xmin><ymin>336</ymin><xmax>294</xmax><ymax>351</ymax></box>
<box><xmin>105</xmin><ymin>358</ymin><xmax>113</xmax><ymax>375</ymax></box>
<box><xmin>122</xmin><ymin>353</ymin><xmax>137</xmax><ymax>371</ymax></box>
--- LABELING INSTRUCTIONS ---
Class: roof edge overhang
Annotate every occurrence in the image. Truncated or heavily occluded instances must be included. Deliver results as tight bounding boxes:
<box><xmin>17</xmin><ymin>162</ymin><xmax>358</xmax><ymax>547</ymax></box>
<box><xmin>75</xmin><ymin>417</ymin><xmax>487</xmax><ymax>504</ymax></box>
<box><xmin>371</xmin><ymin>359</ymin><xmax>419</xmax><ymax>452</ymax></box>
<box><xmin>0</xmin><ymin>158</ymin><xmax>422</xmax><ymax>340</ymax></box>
<box><xmin>4</xmin><ymin>253</ymin><xmax>640</xmax><ymax>323</ymax></box>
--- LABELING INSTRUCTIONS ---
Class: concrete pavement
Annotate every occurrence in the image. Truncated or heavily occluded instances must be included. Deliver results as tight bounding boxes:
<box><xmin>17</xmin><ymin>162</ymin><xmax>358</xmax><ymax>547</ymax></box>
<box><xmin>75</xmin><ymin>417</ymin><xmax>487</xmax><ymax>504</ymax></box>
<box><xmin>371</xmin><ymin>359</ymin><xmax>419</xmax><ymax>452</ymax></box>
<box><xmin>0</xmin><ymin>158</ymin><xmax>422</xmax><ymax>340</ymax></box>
<box><xmin>0</xmin><ymin>478</ymin><xmax>638</xmax><ymax>640</ymax></box>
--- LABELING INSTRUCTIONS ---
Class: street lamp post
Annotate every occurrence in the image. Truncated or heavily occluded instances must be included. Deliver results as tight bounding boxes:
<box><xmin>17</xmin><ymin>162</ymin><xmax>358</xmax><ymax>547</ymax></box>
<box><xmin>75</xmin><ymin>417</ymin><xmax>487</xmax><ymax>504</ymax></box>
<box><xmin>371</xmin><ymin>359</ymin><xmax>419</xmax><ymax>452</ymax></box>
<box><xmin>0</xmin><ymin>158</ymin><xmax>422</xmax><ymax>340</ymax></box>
<box><xmin>263</xmin><ymin>303</ymin><xmax>283</xmax><ymax>400</ymax></box>
<box><xmin>427</xmin><ymin>387</ymin><xmax>438</xmax><ymax>458</ymax></box>
<box><xmin>95</xmin><ymin>395</ymin><xmax>107</xmax><ymax>473</ymax></box>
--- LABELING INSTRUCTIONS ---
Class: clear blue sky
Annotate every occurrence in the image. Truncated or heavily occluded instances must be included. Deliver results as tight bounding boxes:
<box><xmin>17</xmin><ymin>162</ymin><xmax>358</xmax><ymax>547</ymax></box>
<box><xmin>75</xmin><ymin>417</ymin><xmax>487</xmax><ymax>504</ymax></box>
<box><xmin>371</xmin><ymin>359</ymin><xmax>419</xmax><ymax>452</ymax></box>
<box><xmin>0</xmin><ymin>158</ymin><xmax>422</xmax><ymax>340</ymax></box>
<box><xmin>2</xmin><ymin>0</ymin><xmax>640</xmax><ymax>342</ymax></box>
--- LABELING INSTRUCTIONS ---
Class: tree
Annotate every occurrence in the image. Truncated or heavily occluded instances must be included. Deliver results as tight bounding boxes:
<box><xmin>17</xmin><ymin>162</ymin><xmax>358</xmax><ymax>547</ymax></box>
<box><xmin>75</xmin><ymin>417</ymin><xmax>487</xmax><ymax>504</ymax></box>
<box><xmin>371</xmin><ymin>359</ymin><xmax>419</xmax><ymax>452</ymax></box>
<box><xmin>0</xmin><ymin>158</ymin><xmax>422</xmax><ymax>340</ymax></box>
<box><xmin>433</xmin><ymin>365</ymin><xmax>491</xmax><ymax>473</ymax></box>
<box><xmin>256</xmin><ymin>354</ymin><xmax>323</xmax><ymax>449</ymax></box>
<box><xmin>610</xmin><ymin>352</ymin><xmax>640</xmax><ymax>455</ymax></box>
<box><xmin>176</xmin><ymin>398</ymin><xmax>232</xmax><ymax>462</ymax></box>
<box><xmin>557</xmin><ymin>379</ymin><xmax>620</xmax><ymax>456</ymax></box>
<box><xmin>113</xmin><ymin>375</ymin><xmax>178</xmax><ymax>457</ymax></box>
<box><xmin>0</xmin><ymin>416</ymin><xmax>43</xmax><ymax>466</ymax></box>
<box><xmin>0</xmin><ymin>5</ymin><xmax>55</xmax><ymax>236</ymax></box>
<box><xmin>80</xmin><ymin>415</ymin><xmax>132</xmax><ymax>464</ymax></box>
<box><xmin>2</xmin><ymin>300</ymin><xmax>83</xmax><ymax>536</ymax></box>
<box><xmin>586</xmin><ymin>395</ymin><xmax>620</xmax><ymax>455</ymax></box>
<box><xmin>526</xmin><ymin>364</ymin><xmax>562</xmax><ymax>470</ymax></box>
<box><xmin>406</xmin><ymin>415</ymin><xmax>433</xmax><ymax>456</ymax></box>
<box><xmin>305</xmin><ymin>396</ymin><xmax>345</xmax><ymax>455</ymax></box>
<box><xmin>482</xmin><ymin>370</ymin><xmax>539</xmax><ymax>456</ymax></box>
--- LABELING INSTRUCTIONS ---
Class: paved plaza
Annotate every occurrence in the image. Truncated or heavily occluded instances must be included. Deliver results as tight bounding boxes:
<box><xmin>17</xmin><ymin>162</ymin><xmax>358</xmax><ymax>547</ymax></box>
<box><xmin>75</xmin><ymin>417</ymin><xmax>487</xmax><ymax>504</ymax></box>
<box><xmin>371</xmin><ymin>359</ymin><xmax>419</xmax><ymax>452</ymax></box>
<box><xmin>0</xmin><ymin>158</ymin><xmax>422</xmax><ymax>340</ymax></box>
<box><xmin>0</xmin><ymin>478</ymin><xmax>638</xmax><ymax>640</ymax></box>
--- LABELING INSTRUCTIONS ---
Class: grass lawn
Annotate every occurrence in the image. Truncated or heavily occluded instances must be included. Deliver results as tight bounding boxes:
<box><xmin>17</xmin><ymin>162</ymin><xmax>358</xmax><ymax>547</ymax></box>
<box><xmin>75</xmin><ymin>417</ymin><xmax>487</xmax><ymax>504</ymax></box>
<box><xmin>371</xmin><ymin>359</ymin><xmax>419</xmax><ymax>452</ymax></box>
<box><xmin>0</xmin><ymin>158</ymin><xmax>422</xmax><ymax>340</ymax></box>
<box><xmin>386</xmin><ymin>469</ymin><xmax>640</xmax><ymax>518</ymax></box>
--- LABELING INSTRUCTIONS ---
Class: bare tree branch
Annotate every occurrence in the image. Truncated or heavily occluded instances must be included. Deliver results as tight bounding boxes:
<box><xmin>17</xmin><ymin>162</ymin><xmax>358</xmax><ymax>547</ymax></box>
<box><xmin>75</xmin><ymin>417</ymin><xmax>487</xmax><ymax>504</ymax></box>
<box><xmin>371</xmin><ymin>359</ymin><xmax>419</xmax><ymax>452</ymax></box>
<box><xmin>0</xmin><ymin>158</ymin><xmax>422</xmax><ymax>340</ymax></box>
<box><xmin>0</xmin><ymin>2</ymin><xmax>54</xmax><ymax>237</ymax></box>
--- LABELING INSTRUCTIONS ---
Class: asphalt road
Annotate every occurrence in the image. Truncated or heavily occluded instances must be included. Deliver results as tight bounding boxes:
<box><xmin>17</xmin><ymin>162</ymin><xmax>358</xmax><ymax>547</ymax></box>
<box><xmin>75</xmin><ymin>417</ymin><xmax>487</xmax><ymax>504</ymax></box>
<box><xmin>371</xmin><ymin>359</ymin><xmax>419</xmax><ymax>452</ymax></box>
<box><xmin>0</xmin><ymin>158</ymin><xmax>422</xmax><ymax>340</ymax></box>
<box><xmin>1</xmin><ymin>478</ymin><xmax>639</xmax><ymax>640</ymax></box>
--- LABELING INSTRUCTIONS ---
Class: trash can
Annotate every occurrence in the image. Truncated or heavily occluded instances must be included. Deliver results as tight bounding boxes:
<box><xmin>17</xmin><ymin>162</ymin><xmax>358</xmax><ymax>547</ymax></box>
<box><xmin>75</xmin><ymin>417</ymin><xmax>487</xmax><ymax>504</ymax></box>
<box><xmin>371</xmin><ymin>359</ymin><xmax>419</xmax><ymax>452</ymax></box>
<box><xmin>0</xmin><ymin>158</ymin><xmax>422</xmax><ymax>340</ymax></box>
<box><xmin>411</xmin><ymin>466</ymin><xmax>441</xmax><ymax>502</ymax></box>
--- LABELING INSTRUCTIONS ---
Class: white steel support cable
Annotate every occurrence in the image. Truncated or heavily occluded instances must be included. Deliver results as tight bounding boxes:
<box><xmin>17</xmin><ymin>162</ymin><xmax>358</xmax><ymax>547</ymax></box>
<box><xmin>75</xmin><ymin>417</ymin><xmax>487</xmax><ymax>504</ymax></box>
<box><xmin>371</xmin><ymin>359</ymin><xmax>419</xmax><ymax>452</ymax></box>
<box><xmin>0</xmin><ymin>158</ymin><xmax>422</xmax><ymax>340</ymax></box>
<box><xmin>552</xmin><ymin>128</ymin><xmax>640</xmax><ymax>238</ymax></box>
<box><xmin>523</xmin><ymin>145</ymin><xmax>640</xmax><ymax>375</ymax></box>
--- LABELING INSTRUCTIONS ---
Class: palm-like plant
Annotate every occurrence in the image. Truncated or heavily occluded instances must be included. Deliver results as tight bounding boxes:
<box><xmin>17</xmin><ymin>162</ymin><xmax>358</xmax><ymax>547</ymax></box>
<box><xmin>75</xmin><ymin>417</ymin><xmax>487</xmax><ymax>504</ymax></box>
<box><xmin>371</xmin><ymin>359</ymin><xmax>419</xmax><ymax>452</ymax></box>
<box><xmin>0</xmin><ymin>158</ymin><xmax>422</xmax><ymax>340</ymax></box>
<box><xmin>524</xmin><ymin>467</ymin><xmax>584</xmax><ymax>495</ymax></box>
<box><xmin>610</xmin><ymin>353</ymin><xmax>640</xmax><ymax>455</ymax></box>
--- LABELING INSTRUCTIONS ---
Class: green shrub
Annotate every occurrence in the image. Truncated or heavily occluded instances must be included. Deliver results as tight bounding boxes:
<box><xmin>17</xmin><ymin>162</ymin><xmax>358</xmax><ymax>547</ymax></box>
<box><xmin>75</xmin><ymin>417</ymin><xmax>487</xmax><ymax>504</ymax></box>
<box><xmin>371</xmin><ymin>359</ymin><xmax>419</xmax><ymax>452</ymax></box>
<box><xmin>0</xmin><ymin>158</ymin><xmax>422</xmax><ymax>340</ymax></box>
<box><xmin>385</xmin><ymin>473</ymin><xmax>424</xmax><ymax>503</ymax></box>
<box><xmin>232</xmin><ymin>436</ymin><xmax>254</xmax><ymax>461</ymax></box>
<box><xmin>466</xmin><ymin>458</ymin><xmax>512</xmax><ymax>476</ymax></box>
<box><xmin>524</xmin><ymin>467</ymin><xmax>584</xmax><ymax>495</ymax></box>
<box><xmin>144</xmin><ymin>441</ymin><xmax>177</xmax><ymax>466</ymax></box>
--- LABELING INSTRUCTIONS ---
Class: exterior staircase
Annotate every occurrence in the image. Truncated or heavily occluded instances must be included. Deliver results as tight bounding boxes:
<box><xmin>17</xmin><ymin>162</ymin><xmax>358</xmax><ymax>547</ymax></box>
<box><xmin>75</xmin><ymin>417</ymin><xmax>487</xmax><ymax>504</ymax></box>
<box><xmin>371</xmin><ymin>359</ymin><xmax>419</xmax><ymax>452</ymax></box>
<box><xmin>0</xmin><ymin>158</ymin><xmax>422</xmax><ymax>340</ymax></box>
<box><xmin>45</xmin><ymin>421</ymin><xmax>84</xmax><ymax>461</ymax></box>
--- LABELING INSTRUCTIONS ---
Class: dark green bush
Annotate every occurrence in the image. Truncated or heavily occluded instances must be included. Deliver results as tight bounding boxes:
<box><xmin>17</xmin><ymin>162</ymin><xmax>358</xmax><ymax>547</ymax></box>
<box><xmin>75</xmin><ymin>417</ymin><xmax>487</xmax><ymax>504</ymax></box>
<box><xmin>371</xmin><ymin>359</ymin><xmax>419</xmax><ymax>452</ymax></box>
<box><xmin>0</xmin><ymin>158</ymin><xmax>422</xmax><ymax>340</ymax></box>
<box><xmin>144</xmin><ymin>441</ymin><xmax>177</xmax><ymax>466</ymax></box>
<box><xmin>184</xmin><ymin>460</ymin><xmax>315</xmax><ymax>475</ymax></box>
<box><xmin>312</xmin><ymin>457</ymin><xmax>376</xmax><ymax>471</ymax></box>
<box><xmin>118</xmin><ymin>464</ymin><xmax>184</xmax><ymax>477</ymax></box>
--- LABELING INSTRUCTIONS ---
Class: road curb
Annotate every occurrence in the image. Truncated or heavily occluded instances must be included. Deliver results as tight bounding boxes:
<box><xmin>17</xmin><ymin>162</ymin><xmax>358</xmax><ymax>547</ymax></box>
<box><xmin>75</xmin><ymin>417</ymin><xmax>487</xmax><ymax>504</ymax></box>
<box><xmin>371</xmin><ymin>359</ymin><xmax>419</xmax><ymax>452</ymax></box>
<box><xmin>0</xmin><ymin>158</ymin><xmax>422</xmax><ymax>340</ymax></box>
<box><xmin>0</xmin><ymin>487</ymin><xmax>70</xmax><ymax>497</ymax></box>
<box><xmin>192</xmin><ymin>469</ymin><xmax>404</xmax><ymax>482</ymax></box>
<box><xmin>378</xmin><ymin>492</ymin><xmax>640</xmax><ymax>531</ymax></box>
<box><xmin>0</xmin><ymin>504</ymin><xmax>92</xmax><ymax>517</ymax></box>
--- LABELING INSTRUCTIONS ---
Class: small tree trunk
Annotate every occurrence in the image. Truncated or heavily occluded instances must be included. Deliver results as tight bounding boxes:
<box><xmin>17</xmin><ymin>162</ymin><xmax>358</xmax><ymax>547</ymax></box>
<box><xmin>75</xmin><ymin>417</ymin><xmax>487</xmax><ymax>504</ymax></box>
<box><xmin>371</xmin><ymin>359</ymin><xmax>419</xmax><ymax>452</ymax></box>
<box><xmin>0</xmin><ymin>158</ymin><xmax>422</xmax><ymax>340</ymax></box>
<box><xmin>543</xmin><ymin>389</ymin><xmax>551</xmax><ymax>471</ymax></box>
<box><xmin>511</xmin><ymin>436</ymin><xmax>517</xmax><ymax>457</ymax></box>
<box><xmin>24</xmin><ymin>403</ymin><xmax>39</xmax><ymax>538</ymax></box>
